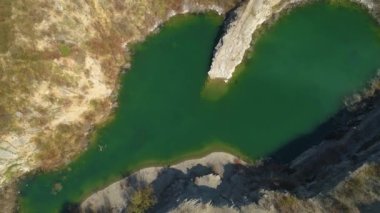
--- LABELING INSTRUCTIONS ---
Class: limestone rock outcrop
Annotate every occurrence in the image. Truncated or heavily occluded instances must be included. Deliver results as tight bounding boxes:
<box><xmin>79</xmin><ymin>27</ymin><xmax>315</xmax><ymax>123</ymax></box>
<box><xmin>208</xmin><ymin>0</ymin><xmax>380</xmax><ymax>82</ymax></box>
<box><xmin>81</xmin><ymin>91</ymin><xmax>380</xmax><ymax>212</ymax></box>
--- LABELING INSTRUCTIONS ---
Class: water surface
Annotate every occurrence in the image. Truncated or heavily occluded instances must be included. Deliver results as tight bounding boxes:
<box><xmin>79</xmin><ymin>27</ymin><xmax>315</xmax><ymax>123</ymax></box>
<box><xmin>20</xmin><ymin>2</ymin><xmax>380</xmax><ymax>212</ymax></box>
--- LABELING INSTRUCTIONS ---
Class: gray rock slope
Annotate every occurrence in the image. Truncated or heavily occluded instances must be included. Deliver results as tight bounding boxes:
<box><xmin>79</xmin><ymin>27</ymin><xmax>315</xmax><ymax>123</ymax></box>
<box><xmin>81</xmin><ymin>84</ymin><xmax>380</xmax><ymax>212</ymax></box>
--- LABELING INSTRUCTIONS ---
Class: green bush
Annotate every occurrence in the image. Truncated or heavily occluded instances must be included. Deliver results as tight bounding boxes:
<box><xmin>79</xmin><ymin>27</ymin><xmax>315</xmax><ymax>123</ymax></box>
<box><xmin>58</xmin><ymin>43</ymin><xmax>72</xmax><ymax>57</ymax></box>
<box><xmin>127</xmin><ymin>186</ymin><xmax>157</xmax><ymax>213</ymax></box>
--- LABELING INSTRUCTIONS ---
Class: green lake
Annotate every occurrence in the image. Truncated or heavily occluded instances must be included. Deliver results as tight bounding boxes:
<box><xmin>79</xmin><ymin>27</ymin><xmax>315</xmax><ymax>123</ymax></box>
<box><xmin>20</xmin><ymin>2</ymin><xmax>380</xmax><ymax>212</ymax></box>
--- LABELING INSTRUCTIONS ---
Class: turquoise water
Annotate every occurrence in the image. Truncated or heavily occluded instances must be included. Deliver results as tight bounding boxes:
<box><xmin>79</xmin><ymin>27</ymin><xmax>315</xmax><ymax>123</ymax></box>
<box><xmin>20</xmin><ymin>2</ymin><xmax>380</xmax><ymax>212</ymax></box>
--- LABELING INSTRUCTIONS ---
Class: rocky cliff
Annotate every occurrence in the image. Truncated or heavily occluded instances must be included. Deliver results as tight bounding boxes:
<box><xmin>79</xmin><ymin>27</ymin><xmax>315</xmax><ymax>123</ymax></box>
<box><xmin>81</xmin><ymin>80</ymin><xmax>380</xmax><ymax>212</ymax></box>
<box><xmin>80</xmin><ymin>2</ymin><xmax>380</xmax><ymax>211</ymax></box>
<box><xmin>2</xmin><ymin>0</ymin><xmax>380</xmax><ymax>212</ymax></box>
<box><xmin>208</xmin><ymin>0</ymin><xmax>380</xmax><ymax>82</ymax></box>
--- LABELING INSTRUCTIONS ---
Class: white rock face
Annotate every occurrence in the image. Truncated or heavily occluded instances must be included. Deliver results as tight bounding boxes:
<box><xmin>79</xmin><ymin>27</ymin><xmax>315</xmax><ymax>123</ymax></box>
<box><xmin>194</xmin><ymin>174</ymin><xmax>222</xmax><ymax>188</ymax></box>
<box><xmin>208</xmin><ymin>0</ymin><xmax>300</xmax><ymax>81</ymax></box>
<box><xmin>80</xmin><ymin>152</ymin><xmax>245</xmax><ymax>212</ymax></box>
<box><xmin>208</xmin><ymin>0</ymin><xmax>378</xmax><ymax>82</ymax></box>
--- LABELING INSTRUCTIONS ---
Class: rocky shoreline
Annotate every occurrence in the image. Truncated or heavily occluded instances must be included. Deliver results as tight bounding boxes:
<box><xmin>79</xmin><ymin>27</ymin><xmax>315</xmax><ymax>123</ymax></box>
<box><xmin>2</xmin><ymin>0</ymin><xmax>380</xmax><ymax>212</ymax></box>
<box><xmin>0</xmin><ymin>1</ymin><xmax>241</xmax><ymax>212</ymax></box>
<box><xmin>80</xmin><ymin>152</ymin><xmax>246</xmax><ymax>212</ymax></box>
<box><xmin>1</xmin><ymin>0</ymin><xmax>378</xmax><ymax>189</ymax></box>
<box><xmin>0</xmin><ymin>0</ymin><xmax>240</xmax><ymax>189</ymax></box>
<box><xmin>81</xmin><ymin>84</ymin><xmax>380</xmax><ymax>212</ymax></box>
<box><xmin>80</xmin><ymin>2</ymin><xmax>380</xmax><ymax>211</ymax></box>
<box><xmin>208</xmin><ymin>0</ymin><xmax>380</xmax><ymax>82</ymax></box>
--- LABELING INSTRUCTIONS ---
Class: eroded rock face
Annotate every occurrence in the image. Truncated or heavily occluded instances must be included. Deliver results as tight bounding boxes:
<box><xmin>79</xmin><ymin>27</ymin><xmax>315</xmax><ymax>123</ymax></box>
<box><xmin>80</xmin><ymin>152</ymin><xmax>244</xmax><ymax>212</ymax></box>
<box><xmin>208</xmin><ymin>0</ymin><xmax>380</xmax><ymax>82</ymax></box>
<box><xmin>3</xmin><ymin>0</ymin><xmax>380</xmax><ymax>211</ymax></box>
<box><xmin>0</xmin><ymin>0</ymin><xmax>240</xmax><ymax>188</ymax></box>
<box><xmin>80</xmin><ymin>91</ymin><xmax>380</xmax><ymax>212</ymax></box>
<box><xmin>208</xmin><ymin>0</ymin><xmax>303</xmax><ymax>81</ymax></box>
<box><xmin>79</xmin><ymin>1</ymin><xmax>380</xmax><ymax>212</ymax></box>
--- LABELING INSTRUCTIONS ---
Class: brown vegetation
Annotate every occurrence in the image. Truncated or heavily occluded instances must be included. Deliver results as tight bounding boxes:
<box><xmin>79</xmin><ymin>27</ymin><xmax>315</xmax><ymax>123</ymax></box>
<box><xmin>33</xmin><ymin>123</ymin><xmax>87</xmax><ymax>170</ymax></box>
<box><xmin>0</xmin><ymin>0</ymin><xmax>240</xmax><ymax>190</ymax></box>
<box><xmin>127</xmin><ymin>186</ymin><xmax>157</xmax><ymax>213</ymax></box>
<box><xmin>0</xmin><ymin>182</ymin><xmax>17</xmax><ymax>213</ymax></box>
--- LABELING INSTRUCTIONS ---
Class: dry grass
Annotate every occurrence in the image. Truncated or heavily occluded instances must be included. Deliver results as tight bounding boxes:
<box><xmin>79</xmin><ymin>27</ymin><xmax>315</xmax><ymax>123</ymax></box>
<box><xmin>333</xmin><ymin>163</ymin><xmax>380</xmax><ymax>206</ymax></box>
<box><xmin>275</xmin><ymin>195</ymin><xmax>300</xmax><ymax>213</ymax></box>
<box><xmin>33</xmin><ymin>123</ymin><xmax>87</xmax><ymax>170</ymax></box>
<box><xmin>0</xmin><ymin>0</ymin><xmax>240</xmax><ymax>187</ymax></box>
<box><xmin>0</xmin><ymin>0</ymin><xmax>12</xmax><ymax>53</ymax></box>
<box><xmin>0</xmin><ymin>182</ymin><xmax>17</xmax><ymax>213</ymax></box>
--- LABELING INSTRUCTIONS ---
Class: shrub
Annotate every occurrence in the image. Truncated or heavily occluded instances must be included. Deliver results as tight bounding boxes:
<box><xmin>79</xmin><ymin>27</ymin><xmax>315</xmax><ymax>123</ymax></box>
<box><xmin>58</xmin><ymin>43</ymin><xmax>72</xmax><ymax>57</ymax></box>
<box><xmin>127</xmin><ymin>186</ymin><xmax>157</xmax><ymax>213</ymax></box>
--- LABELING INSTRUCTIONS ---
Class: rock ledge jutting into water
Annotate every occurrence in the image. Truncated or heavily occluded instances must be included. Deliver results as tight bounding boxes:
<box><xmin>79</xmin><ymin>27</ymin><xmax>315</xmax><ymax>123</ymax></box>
<box><xmin>208</xmin><ymin>0</ymin><xmax>380</xmax><ymax>82</ymax></box>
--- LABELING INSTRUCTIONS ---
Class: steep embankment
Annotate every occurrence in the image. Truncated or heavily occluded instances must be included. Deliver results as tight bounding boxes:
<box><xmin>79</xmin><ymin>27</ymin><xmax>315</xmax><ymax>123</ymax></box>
<box><xmin>208</xmin><ymin>0</ymin><xmax>380</xmax><ymax>81</ymax></box>
<box><xmin>0</xmin><ymin>0</ymin><xmax>239</xmax><ymax>188</ymax></box>
<box><xmin>80</xmin><ymin>1</ymin><xmax>380</xmax><ymax>212</ymax></box>
<box><xmin>0</xmin><ymin>0</ymin><xmax>240</xmax><ymax>211</ymax></box>
<box><xmin>81</xmin><ymin>79</ymin><xmax>380</xmax><ymax>212</ymax></box>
